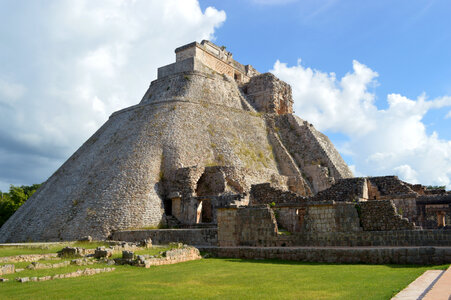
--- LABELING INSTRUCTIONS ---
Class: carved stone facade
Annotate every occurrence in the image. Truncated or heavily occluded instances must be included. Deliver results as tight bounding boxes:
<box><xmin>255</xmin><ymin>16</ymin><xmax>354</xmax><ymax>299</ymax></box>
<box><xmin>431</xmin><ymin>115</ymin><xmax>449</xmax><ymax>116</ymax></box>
<box><xmin>158</xmin><ymin>40</ymin><xmax>259</xmax><ymax>84</ymax></box>
<box><xmin>245</xmin><ymin>73</ymin><xmax>293</xmax><ymax>114</ymax></box>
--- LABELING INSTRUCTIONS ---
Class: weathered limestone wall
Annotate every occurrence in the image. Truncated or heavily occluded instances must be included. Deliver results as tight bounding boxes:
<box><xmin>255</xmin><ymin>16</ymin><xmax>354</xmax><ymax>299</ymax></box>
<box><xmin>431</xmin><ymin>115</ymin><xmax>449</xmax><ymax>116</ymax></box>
<box><xmin>276</xmin><ymin>206</ymin><xmax>305</xmax><ymax>232</ymax></box>
<box><xmin>200</xmin><ymin>246</ymin><xmax>451</xmax><ymax>265</ymax></box>
<box><xmin>217</xmin><ymin>208</ymin><xmax>238</xmax><ymax>247</ymax></box>
<box><xmin>110</xmin><ymin>228</ymin><xmax>217</xmax><ymax>246</ymax></box>
<box><xmin>237</xmin><ymin>206</ymin><xmax>279</xmax><ymax>247</ymax></box>
<box><xmin>360</xmin><ymin>200</ymin><xmax>415</xmax><ymax>231</ymax></box>
<box><xmin>217</xmin><ymin>206</ymin><xmax>281</xmax><ymax>247</ymax></box>
<box><xmin>246</xmin><ymin>73</ymin><xmax>293</xmax><ymax>114</ymax></box>
<box><xmin>303</xmin><ymin>203</ymin><xmax>361</xmax><ymax>233</ymax></box>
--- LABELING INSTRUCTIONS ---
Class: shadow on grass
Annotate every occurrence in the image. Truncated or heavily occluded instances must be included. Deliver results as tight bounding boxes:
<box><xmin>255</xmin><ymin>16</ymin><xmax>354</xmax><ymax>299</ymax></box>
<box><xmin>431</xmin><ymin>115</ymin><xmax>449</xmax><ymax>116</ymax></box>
<box><xmin>203</xmin><ymin>257</ymin><xmax>450</xmax><ymax>270</ymax></box>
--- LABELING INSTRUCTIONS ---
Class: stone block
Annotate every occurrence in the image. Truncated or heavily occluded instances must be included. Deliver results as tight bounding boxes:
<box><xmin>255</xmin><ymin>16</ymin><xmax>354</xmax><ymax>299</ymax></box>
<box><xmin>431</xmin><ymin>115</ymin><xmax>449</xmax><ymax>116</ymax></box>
<box><xmin>0</xmin><ymin>264</ymin><xmax>14</xmax><ymax>276</ymax></box>
<box><xmin>94</xmin><ymin>247</ymin><xmax>113</xmax><ymax>259</ymax></box>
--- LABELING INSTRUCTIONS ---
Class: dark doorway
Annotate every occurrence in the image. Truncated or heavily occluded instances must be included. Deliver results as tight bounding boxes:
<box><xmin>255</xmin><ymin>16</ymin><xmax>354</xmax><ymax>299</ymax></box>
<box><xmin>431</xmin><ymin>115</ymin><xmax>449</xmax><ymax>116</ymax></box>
<box><xmin>163</xmin><ymin>198</ymin><xmax>172</xmax><ymax>215</ymax></box>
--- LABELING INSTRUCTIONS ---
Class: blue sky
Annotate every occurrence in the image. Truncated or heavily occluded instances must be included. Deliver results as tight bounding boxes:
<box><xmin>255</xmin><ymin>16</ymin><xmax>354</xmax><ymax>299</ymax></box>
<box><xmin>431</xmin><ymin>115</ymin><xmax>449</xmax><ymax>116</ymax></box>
<box><xmin>0</xmin><ymin>0</ymin><xmax>450</xmax><ymax>190</ymax></box>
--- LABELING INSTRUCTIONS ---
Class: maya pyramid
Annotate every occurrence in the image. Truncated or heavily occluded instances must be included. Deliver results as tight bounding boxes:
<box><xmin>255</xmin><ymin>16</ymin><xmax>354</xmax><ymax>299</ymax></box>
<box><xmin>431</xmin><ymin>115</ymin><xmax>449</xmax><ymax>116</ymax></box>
<box><xmin>0</xmin><ymin>40</ymin><xmax>352</xmax><ymax>242</ymax></box>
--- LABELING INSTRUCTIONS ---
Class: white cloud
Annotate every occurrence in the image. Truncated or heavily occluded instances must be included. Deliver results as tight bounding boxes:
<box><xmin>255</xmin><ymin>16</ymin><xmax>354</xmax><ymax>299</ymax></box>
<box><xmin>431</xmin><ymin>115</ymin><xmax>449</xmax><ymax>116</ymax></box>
<box><xmin>446</xmin><ymin>111</ymin><xmax>451</xmax><ymax>119</ymax></box>
<box><xmin>0</xmin><ymin>0</ymin><xmax>225</xmax><ymax>190</ymax></box>
<box><xmin>393</xmin><ymin>165</ymin><xmax>418</xmax><ymax>184</ymax></box>
<box><xmin>272</xmin><ymin>59</ymin><xmax>451</xmax><ymax>187</ymax></box>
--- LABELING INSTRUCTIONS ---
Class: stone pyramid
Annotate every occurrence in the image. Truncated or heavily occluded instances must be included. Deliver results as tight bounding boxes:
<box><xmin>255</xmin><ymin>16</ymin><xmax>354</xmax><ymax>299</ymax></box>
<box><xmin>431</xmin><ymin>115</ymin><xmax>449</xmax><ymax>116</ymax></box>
<box><xmin>0</xmin><ymin>41</ymin><xmax>352</xmax><ymax>242</ymax></box>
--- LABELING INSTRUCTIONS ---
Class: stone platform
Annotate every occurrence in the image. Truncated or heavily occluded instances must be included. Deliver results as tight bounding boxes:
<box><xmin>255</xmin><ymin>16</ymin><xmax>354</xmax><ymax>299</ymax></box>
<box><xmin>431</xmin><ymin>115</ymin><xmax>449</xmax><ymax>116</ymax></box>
<box><xmin>198</xmin><ymin>246</ymin><xmax>451</xmax><ymax>265</ymax></box>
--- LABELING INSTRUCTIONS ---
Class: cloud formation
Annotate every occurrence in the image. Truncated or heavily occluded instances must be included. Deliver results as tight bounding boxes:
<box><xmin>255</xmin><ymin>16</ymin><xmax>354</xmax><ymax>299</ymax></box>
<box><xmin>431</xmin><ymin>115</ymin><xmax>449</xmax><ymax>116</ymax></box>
<box><xmin>0</xmin><ymin>0</ymin><xmax>225</xmax><ymax>190</ymax></box>
<box><xmin>272</xmin><ymin>60</ymin><xmax>451</xmax><ymax>187</ymax></box>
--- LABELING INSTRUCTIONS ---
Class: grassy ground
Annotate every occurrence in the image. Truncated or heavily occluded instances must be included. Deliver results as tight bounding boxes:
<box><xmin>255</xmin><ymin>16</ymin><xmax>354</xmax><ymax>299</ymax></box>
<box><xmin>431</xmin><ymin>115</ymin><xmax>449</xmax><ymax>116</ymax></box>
<box><xmin>0</xmin><ymin>253</ymin><xmax>448</xmax><ymax>299</ymax></box>
<box><xmin>0</xmin><ymin>241</ymin><xmax>109</xmax><ymax>257</ymax></box>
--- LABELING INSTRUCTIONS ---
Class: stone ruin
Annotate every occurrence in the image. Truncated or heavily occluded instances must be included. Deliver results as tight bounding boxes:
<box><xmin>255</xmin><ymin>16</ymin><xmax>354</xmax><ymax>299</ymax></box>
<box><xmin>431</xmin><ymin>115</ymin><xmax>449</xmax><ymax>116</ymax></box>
<box><xmin>0</xmin><ymin>40</ymin><xmax>352</xmax><ymax>242</ymax></box>
<box><xmin>0</xmin><ymin>40</ymin><xmax>450</xmax><ymax>264</ymax></box>
<box><xmin>213</xmin><ymin>176</ymin><xmax>451</xmax><ymax>253</ymax></box>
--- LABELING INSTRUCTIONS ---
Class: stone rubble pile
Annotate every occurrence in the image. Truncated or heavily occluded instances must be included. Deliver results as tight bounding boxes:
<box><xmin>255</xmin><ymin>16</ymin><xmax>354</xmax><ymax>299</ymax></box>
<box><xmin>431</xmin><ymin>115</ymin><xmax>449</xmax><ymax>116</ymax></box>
<box><xmin>58</xmin><ymin>247</ymin><xmax>94</xmax><ymax>258</ymax></box>
<box><xmin>94</xmin><ymin>247</ymin><xmax>113</xmax><ymax>259</ymax></box>
<box><xmin>26</xmin><ymin>261</ymin><xmax>70</xmax><ymax>270</ymax></box>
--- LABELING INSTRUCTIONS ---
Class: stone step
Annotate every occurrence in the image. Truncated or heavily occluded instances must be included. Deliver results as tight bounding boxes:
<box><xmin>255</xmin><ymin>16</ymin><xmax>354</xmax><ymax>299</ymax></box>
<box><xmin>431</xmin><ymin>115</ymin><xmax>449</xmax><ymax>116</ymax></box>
<box><xmin>180</xmin><ymin>223</ymin><xmax>217</xmax><ymax>229</ymax></box>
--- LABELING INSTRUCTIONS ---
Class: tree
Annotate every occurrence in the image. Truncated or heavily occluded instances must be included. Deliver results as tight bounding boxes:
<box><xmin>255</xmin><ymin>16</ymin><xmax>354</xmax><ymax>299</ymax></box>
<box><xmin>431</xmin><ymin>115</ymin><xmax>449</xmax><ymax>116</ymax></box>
<box><xmin>426</xmin><ymin>185</ymin><xmax>446</xmax><ymax>190</ymax></box>
<box><xmin>0</xmin><ymin>183</ymin><xmax>41</xmax><ymax>227</ymax></box>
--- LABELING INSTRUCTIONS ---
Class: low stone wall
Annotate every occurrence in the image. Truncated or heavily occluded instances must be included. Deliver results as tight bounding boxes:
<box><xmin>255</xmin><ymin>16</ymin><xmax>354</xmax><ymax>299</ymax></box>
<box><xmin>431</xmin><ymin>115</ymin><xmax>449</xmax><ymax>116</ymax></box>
<box><xmin>111</xmin><ymin>228</ymin><xmax>217</xmax><ymax>246</ymax></box>
<box><xmin>138</xmin><ymin>247</ymin><xmax>201</xmax><ymax>268</ymax></box>
<box><xmin>295</xmin><ymin>230</ymin><xmax>451</xmax><ymax>247</ymax></box>
<box><xmin>16</xmin><ymin>267</ymin><xmax>115</xmax><ymax>283</ymax></box>
<box><xmin>0</xmin><ymin>253</ymin><xmax>58</xmax><ymax>263</ymax></box>
<box><xmin>26</xmin><ymin>261</ymin><xmax>70</xmax><ymax>270</ymax></box>
<box><xmin>199</xmin><ymin>246</ymin><xmax>451</xmax><ymax>265</ymax></box>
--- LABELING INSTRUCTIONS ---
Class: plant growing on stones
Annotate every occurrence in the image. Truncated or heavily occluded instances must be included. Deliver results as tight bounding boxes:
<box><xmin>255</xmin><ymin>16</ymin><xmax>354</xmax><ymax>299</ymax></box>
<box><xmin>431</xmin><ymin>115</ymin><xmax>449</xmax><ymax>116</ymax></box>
<box><xmin>158</xmin><ymin>170</ymin><xmax>165</xmax><ymax>181</ymax></box>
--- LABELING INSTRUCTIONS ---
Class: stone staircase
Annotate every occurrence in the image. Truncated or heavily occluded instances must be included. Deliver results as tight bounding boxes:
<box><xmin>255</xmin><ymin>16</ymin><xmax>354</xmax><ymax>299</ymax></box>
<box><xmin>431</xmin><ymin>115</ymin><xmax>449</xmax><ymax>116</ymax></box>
<box><xmin>165</xmin><ymin>215</ymin><xmax>182</xmax><ymax>228</ymax></box>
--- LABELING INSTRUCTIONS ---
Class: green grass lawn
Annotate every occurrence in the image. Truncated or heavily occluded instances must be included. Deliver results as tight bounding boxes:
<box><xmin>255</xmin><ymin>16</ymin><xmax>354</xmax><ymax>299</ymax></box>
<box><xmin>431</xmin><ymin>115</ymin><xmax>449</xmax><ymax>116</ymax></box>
<box><xmin>0</xmin><ymin>256</ymin><xmax>448</xmax><ymax>300</ymax></box>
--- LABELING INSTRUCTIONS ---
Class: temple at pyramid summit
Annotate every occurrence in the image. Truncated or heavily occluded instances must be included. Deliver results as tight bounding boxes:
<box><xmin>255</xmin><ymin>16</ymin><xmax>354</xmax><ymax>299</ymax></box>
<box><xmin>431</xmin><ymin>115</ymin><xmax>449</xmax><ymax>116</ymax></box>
<box><xmin>1</xmin><ymin>40</ymin><xmax>450</xmax><ymax>257</ymax></box>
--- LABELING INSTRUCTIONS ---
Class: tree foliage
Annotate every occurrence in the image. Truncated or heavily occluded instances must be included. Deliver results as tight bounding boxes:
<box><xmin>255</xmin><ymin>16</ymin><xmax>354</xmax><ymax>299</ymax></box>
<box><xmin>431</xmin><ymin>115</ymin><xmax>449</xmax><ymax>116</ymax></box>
<box><xmin>0</xmin><ymin>184</ymin><xmax>41</xmax><ymax>227</ymax></box>
<box><xmin>426</xmin><ymin>185</ymin><xmax>446</xmax><ymax>190</ymax></box>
